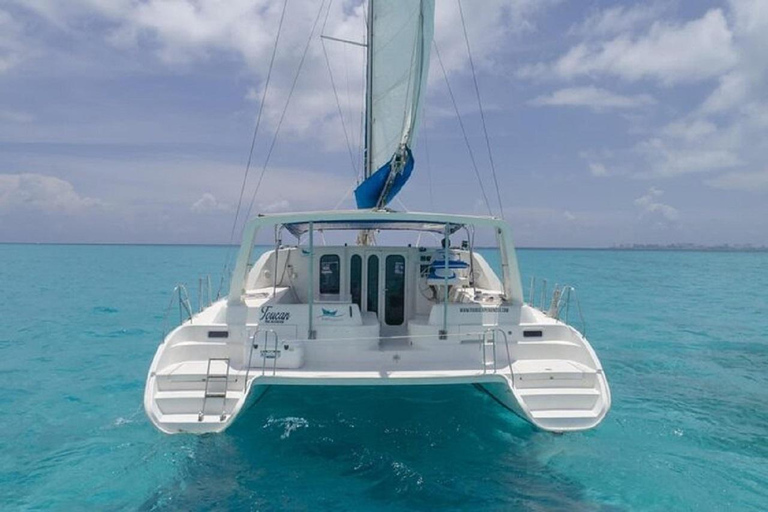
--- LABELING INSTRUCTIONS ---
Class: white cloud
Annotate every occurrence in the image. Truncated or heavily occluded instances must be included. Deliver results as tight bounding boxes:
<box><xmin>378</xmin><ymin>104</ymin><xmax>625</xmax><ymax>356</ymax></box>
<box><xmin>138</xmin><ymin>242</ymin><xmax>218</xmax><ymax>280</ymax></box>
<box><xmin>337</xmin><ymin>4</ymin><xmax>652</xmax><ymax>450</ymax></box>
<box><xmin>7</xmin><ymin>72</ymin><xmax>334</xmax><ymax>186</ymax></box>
<box><xmin>0</xmin><ymin>152</ymin><xmax>360</xmax><ymax>242</ymax></box>
<box><xmin>432</xmin><ymin>0</ymin><xmax>555</xmax><ymax>75</ymax></box>
<box><xmin>500</xmin><ymin>206</ymin><xmax>629</xmax><ymax>248</ymax></box>
<box><xmin>522</xmin><ymin>9</ymin><xmax>738</xmax><ymax>86</ymax></box>
<box><xmin>570</xmin><ymin>3</ymin><xmax>668</xmax><ymax>38</ymax></box>
<box><xmin>530</xmin><ymin>86</ymin><xmax>655</xmax><ymax>111</ymax></box>
<box><xmin>0</xmin><ymin>109</ymin><xmax>34</xmax><ymax>123</ymax></box>
<box><xmin>634</xmin><ymin>187</ymin><xmax>679</xmax><ymax>222</ymax></box>
<box><xmin>10</xmin><ymin>0</ymin><xmax>551</xmax><ymax>152</ymax></box>
<box><xmin>0</xmin><ymin>9</ymin><xmax>28</xmax><ymax>73</ymax></box>
<box><xmin>636</xmin><ymin>137</ymin><xmax>742</xmax><ymax>177</ymax></box>
<box><xmin>700</xmin><ymin>71</ymin><xmax>751</xmax><ymax>114</ymax></box>
<box><xmin>245</xmin><ymin>167</ymin><xmax>354</xmax><ymax>214</ymax></box>
<box><xmin>697</xmin><ymin>1</ymin><xmax>768</xmax><ymax>116</ymax></box>
<box><xmin>588</xmin><ymin>162</ymin><xmax>610</xmax><ymax>177</ymax></box>
<box><xmin>728</xmin><ymin>0</ymin><xmax>768</xmax><ymax>69</ymax></box>
<box><xmin>544</xmin><ymin>1</ymin><xmax>768</xmax><ymax>185</ymax></box>
<box><xmin>706</xmin><ymin>169</ymin><xmax>768</xmax><ymax>192</ymax></box>
<box><xmin>260</xmin><ymin>199</ymin><xmax>290</xmax><ymax>213</ymax></box>
<box><xmin>661</xmin><ymin>119</ymin><xmax>718</xmax><ymax>142</ymax></box>
<box><xmin>11</xmin><ymin>1</ymin><xmax>362</xmax><ymax>149</ymax></box>
<box><xmin>191</xmin><ymin>193</ymin><xmax>231</xmax><ymax>214</ymax></box>
<box><xmin>0</xmin><ymin>173</ymin><xmax>103</xmax><ymax>214</ymax></box>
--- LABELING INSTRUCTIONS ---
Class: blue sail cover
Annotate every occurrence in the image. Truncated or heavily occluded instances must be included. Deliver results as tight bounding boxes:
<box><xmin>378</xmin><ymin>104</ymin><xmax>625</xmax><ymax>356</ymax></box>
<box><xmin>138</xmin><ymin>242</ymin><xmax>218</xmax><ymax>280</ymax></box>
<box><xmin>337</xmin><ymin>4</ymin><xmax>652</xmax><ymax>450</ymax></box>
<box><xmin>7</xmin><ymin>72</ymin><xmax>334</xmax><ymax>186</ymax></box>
<box><xmin>354</xmin><ymin>147</ymin><xmax>414</xmax><ymax>209</ymax></box>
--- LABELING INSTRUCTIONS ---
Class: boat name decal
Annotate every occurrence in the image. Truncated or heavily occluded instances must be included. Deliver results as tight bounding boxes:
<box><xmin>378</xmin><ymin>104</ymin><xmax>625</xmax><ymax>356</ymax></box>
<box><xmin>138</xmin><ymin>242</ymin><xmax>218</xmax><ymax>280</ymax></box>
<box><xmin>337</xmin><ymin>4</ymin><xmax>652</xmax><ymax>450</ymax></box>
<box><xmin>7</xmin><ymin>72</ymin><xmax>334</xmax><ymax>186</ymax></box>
<box><xmin>459</xmin><ymin>307</ymin><xmax>509</xmax><ymax>314</ymax></box>
<box><xmin>259</xmin><ymin>306</ymin><xmax>291</xmax><ymax>324</ymax></box>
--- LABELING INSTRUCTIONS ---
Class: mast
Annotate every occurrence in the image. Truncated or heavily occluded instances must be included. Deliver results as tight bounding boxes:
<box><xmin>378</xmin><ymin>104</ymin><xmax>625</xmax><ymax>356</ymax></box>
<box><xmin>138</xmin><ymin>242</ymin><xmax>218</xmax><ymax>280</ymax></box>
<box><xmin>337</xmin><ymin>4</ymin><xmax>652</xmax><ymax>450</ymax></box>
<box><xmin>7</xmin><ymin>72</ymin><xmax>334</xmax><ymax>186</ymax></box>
<box><xmin>364</xmin><ymin>0</ymin><xmax>374</xmax><ymax>179</ymax></box>
<box><xmin>358</xmin><ymin>0</ymin><xmax>376</xmax><ymax>246</ymax></box>
<box><xmin>355</xmin><ymin>0</ymin><xmax>433</xmax><ymax>219</ymax></box>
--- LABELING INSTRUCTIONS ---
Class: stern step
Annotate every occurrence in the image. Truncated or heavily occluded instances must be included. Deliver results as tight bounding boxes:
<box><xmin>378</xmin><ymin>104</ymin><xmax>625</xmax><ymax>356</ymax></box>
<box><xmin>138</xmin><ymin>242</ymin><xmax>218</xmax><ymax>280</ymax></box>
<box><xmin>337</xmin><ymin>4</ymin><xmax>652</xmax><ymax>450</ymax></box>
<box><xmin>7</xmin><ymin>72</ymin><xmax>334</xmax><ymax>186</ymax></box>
<box><xmin>511</xmin><ymin>359</ymin><xmax>596</xmax><ymax>388</ymax></box>
<box><xmin>155</xmin><ymin>360</ymin><xmax>243</xmax><ymax>391</ymax></box>
<box><xmin>530</xmin><ymin>409</ymin><xmax>599</xmax><ymax>419</ymax></box>
<box><xmin>154</xmin><ymin>390</ymin><xmax>244</xmax><ymax>415</ymax></box>
<box><xmin>517</xmin><ymin>387</ymin><xmax>600</xmax><ymax>410</ymax></box>
<box><xmin>154</xmin><ymin>413</ymin><xmax>233</xmax><ymax>434</ymax></box>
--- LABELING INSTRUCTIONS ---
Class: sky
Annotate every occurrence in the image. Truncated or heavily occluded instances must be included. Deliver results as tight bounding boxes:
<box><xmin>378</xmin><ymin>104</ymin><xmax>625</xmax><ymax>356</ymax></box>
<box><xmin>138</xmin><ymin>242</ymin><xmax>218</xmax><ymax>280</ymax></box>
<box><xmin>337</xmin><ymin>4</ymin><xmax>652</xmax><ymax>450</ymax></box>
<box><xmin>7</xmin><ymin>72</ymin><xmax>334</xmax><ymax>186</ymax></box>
<box><xmin>0</xmin><ymin>0</ymin><xmax>767</xmax><ymax>247</ymax></box>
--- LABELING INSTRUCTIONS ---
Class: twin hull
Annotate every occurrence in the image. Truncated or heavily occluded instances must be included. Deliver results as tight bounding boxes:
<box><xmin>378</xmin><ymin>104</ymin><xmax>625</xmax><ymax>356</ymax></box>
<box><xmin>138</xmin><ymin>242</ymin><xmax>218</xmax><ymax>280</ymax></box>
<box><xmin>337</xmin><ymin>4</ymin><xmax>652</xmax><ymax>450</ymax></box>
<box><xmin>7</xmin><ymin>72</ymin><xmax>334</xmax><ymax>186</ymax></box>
<box><xmin>144</xmin><ymin>301</ymin><xmax>611</xmax><ymax>434</ymax></box>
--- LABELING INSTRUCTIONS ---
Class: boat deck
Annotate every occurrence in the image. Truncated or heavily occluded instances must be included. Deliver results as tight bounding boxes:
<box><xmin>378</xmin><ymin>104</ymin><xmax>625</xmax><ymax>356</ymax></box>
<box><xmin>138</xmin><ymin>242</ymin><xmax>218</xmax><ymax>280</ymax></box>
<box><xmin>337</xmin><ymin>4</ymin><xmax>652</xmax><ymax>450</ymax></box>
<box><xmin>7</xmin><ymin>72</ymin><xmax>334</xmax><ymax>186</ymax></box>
<box><xmin>156</xmin><ymin>358</ymin><xmax>512</xmax><ymax>386</ymax></box>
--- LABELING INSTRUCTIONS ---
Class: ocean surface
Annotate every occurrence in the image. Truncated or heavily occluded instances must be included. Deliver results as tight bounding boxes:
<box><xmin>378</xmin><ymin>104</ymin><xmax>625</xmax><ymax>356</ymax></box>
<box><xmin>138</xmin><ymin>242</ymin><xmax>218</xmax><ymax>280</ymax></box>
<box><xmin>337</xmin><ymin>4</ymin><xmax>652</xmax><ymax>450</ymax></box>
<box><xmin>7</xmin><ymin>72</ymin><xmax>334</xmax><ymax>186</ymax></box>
<box><xmin>0</xmin><ymin>244</ymin><xmax>766</xmax><ymax>511</ymax></box>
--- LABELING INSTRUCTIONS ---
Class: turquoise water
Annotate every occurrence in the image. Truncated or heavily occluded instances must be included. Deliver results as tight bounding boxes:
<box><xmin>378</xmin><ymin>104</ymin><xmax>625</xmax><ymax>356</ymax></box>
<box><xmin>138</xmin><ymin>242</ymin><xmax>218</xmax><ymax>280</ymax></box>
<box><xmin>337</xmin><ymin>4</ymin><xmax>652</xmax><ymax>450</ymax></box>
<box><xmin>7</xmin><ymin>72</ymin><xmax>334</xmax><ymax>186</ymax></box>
<box><xmin>1</xmin><ymin>244</ymin><xmax>766</xmax><ymax>511</ymax></box>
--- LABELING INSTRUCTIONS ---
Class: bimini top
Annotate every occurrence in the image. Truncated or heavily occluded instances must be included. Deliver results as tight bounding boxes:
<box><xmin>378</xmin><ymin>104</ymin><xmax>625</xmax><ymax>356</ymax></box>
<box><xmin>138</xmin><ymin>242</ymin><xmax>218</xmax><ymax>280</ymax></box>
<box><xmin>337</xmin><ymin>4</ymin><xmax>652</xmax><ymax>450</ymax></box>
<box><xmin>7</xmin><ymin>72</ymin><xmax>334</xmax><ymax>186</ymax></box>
<box><xmin>248</xmin><ymin>210</ymin><xmax>500</xmax><ymax>238</ymax></box>
<box><xmin>232</xmin><ymin>209</ymin><xmax>523</xmax><ymax>304</ymax></box>
<box><xmin>283</xmin><ymin>219</ymin><xmax>466</xmax><ymax>238</ymax></box>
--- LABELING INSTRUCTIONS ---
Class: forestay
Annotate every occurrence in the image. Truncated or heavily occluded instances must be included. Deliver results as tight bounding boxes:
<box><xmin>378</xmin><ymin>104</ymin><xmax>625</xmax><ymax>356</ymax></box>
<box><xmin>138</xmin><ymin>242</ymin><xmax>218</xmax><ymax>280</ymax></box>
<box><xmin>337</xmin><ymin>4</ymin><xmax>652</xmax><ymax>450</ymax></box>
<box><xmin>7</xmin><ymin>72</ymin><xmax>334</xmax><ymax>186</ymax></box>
<box><xmin>355</xmin><ymin>0</ymin><xmax>435</xmax><ymax>209</ymax></box>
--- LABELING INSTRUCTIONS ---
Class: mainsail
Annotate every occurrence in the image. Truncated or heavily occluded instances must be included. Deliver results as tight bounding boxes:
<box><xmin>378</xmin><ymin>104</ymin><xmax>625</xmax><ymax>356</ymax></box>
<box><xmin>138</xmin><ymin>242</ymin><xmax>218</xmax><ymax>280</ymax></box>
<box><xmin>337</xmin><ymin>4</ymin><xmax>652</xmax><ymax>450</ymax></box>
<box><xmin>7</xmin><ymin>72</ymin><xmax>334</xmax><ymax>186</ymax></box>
<box><xmin>354</xmin><ymin>0</ymin><xmax>435</xmax><ymax>209</ymax></box>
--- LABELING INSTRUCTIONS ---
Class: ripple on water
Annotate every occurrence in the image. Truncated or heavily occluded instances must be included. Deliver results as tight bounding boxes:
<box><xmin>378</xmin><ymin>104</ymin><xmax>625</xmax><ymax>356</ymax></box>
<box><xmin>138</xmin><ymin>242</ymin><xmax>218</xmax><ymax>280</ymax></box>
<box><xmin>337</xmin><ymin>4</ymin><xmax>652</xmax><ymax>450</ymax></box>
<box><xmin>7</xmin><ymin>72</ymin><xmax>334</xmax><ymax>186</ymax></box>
<box><xmin>92</xmin><ymin>306</ymin><xmax>119</xmax><ymax>314</ymax></box>
<box><xmin>2</xmin><ymin>246</ymin><xmax>768</xmax><ymax>511</ymax></box>
<box><xmin>85</xmin><ymin>327</ymin><xmax>150</xmax><ymax>339</ymax></box>
<box><xmin>262</xmin><ymin>415</ymin><xmax>310</xmax><ymax>440</ymax></box>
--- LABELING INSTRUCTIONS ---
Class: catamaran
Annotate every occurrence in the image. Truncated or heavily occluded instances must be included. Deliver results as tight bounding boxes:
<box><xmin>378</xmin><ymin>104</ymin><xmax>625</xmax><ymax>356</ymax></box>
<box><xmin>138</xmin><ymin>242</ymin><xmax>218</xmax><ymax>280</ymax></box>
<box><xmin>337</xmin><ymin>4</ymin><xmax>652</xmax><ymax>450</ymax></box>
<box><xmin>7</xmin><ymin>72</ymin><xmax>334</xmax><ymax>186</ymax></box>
<box><xmin>144</xmin><ymin>0</ymin><xmax>611</xmax><ymax>434</ymax></box>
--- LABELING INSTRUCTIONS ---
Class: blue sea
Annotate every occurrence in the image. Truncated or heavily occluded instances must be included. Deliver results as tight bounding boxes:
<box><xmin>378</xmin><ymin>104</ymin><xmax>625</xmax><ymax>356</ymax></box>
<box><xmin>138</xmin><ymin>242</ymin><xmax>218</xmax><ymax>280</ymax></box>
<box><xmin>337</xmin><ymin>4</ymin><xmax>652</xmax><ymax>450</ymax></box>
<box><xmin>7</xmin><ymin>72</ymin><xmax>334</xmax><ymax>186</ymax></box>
<box><xmin>1</xmin><ymin>244</ymin><xmax>766</xmax><ymax>511</ymax></box>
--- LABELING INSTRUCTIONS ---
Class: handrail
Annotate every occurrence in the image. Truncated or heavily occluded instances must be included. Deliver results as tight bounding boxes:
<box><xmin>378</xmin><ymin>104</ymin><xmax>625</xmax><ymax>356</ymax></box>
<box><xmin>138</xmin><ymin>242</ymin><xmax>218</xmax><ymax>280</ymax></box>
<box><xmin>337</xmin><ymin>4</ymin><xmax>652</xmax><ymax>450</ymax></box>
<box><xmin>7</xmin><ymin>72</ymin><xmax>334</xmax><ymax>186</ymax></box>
<box><xmin>259</xmin><ymin>329</ymin><xmax>279</xmax><ymax>376</ymax></box>
<box><xmin>527</xmin><ymin>276</ymin><xmax>549</xmax><ymax>310</ymax></box>
<box><xmin>198</xmin><ymin>275</ymin><xmax>213</xmax><ymax>312</ymax></box>
<box><xmin>526</xmin><ymin>277</ymin><xmax>587</xmax><ymax>335</ymax></box>
<box><xmin>271</xmin><ymin>330</ymin><xmax>280</xmax><ymax>376</ymax></box>
<box><xmin>243</xmin><ymin>329</ymin><xmax>258</xmax><ymax>392</ymax></box>
<box><xmin>528</xmin><ymin>276</ymin><xmax>535</xmax><ymax>307</ymax></box>
<box><xmin>241</xmin><ymin>327</ymin><xmax>284</xmax><ymax>388</ymax></box>
<box><xmin>161</xmin><ymin>284</ymin><xmax>194</xmax><ymax>336</ymax></box>
<box><xmin>482</xmin><ymin>328</ymin><xmax>514</xmax><ymax>378</ymax></box>
<box><xmin>558</xmin><ymin>286</ymin><xmax>587</xmax><ymax>335</ymax></box>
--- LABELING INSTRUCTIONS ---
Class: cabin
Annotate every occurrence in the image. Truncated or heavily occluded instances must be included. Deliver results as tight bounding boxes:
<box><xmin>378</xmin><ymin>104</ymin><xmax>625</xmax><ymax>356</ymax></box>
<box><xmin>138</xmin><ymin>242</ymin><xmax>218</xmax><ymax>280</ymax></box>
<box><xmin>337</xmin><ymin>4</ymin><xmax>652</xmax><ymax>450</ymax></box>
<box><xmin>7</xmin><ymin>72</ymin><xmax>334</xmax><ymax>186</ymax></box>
<box><xmin>220</xmin><ymin>211</ymin><xmax>529</xmax><ymax>363</ymax></box>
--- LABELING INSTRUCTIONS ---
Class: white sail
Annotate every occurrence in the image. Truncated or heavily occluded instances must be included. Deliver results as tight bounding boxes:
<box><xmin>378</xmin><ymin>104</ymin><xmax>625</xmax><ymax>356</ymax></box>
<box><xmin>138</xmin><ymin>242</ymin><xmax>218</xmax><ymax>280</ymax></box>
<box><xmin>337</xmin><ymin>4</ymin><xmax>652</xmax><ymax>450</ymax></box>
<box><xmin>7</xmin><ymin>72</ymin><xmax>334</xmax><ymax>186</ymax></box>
<box><xmin>370</xmin><ymin>0</ymin><xmax>434</xmax><ymax>172</ymax></box>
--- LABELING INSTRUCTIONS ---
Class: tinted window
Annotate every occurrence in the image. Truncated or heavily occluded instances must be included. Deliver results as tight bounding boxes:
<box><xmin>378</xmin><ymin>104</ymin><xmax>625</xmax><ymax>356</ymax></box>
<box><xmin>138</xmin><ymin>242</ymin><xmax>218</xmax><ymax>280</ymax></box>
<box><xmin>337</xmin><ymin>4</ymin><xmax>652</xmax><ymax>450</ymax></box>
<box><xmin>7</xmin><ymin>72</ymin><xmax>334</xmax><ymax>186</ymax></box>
<box><xmin>350</xmin><ymin>255</ymin><xmax>362</xmax><ymax>308</ymax></box>
<box><xmin>367</xmin><ymin>255</ymin><xmax>379</xmax><ymax>314</ymax></box>
<box><xmin>385</xmin><ymin>255</ymin><xmax>405</xmax><ymax>325</ymax></box>
<box><xmin>319</xmin><ymin>254</ymin><xmax>340</xmax><ymax>295</ymax></box>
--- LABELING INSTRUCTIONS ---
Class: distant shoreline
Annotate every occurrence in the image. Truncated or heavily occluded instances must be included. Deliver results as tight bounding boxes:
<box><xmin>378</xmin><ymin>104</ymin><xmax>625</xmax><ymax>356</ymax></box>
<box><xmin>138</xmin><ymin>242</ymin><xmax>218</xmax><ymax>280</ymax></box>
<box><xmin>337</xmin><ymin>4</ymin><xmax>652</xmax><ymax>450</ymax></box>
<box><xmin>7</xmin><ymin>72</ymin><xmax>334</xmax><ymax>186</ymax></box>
<box><xmin>1</xmin><ymin>242</ymin><xmax>766</xmax><ymax>252</ymax></box>
<box><xmin>608</xmin><ymin>244</ymin><xmax>768</xmax><ymax>252</ymax></box>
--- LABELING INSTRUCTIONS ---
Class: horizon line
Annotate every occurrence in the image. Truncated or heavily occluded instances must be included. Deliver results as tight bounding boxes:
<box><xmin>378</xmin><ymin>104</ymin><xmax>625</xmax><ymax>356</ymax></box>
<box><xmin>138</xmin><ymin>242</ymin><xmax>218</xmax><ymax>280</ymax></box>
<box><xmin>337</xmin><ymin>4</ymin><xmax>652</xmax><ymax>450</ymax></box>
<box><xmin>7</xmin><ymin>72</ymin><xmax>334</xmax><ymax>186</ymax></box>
<box><xmin>1</xmin><ymin>242</ymin><xmax>766</xmax><ymax>252</ymax></box>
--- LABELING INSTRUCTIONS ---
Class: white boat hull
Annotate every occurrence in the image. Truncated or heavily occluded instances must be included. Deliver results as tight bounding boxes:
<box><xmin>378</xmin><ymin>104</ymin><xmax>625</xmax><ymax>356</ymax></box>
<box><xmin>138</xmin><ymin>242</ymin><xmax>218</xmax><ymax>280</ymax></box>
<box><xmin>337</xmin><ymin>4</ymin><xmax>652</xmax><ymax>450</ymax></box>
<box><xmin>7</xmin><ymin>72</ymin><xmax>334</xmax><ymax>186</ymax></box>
<box><xmin>144</xmin><ymin>306</ymin><xmax>610</xmax><ymax>434</ymax></box>
<box><xmin>143</xmin><ymin>211</ymin><xmax>611</xmax><ymax>435</ymax></box>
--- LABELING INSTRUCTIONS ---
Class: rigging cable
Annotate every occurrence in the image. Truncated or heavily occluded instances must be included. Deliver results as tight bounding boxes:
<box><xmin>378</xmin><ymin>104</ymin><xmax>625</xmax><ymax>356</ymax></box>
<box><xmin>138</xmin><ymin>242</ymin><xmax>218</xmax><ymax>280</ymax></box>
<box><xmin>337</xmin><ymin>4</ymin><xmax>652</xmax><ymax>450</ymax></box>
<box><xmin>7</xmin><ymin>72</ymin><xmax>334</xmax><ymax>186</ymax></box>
<box><xmin>341</xmin><ymin>17</ymin><xmax>357</xmax><ymax>166</ymax></box>
<box><xmin>422</xmin><ymin>102</ymin><xmax>435</xmax><ymax>210</ymax></box>
<box><xmin>433</xmin><ymin>40</ymin><xmax>493</xmax><ymax>217</ymax></box>
<box><xmin>457</xmin><ymin>0</ymin><xmax>505</xmax><ymax>219</ymax></box>
<box><xmin>217</xmin><ymin>0</ymin><xmax>289</xmax><ymax>296</ymax></box>
<box><xmin>333</xmin><ymin>179</ymin><xmax>357</xmax><ymax>210</ymax></box>
<box><xmin>358</xmin><ymin>3</ymin><xmax>368</xmax><ymax>174</ymax></box>
<box><xmin>357</xmin><ymin>58</ymin><xmax>366</xmax><ymax>178</ymax></box>
<box><xmin>320</xmin><ymin>0</ymin><xmax>359</xmax><ymax>178</ymax></box>
<box><xmin>241</xmin><ymin>0</ymin><xmax>330</xmax><ymax>225</ymax></box>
